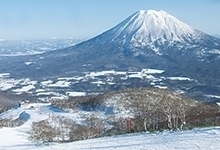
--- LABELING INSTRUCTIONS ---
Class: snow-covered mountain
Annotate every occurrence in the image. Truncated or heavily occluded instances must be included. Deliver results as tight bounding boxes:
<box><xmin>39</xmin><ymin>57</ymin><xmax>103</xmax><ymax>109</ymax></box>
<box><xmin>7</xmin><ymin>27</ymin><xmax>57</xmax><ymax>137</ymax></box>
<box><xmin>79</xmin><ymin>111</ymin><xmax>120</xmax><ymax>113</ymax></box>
<box><xmin>86</xmin><ymin>9</ymin><xmax>220</xmax><ymax>57</ymax></box>
<box><xmin>0</xmin><ymin>9</ymin><xmax>220</xmax><ymax>103</ymax></box>
<box><xmin>112</xmin><ymin>10</ymin><xmax>199</xmax><ymax>48</ymax></box>
<box><xmin>18</xmin><ymin>10</ymin><xmax>220</xmax><ymax>79</ymax></box>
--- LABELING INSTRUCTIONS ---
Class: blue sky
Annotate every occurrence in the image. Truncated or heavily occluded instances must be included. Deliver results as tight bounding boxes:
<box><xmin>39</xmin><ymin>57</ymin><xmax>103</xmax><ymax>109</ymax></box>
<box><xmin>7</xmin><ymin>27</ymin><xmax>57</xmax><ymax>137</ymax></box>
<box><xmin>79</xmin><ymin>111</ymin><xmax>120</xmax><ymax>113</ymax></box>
<box><xmin>0</xmin><ymin>0</ymin><xmax>220</xmax><ymax>40</ymax></box>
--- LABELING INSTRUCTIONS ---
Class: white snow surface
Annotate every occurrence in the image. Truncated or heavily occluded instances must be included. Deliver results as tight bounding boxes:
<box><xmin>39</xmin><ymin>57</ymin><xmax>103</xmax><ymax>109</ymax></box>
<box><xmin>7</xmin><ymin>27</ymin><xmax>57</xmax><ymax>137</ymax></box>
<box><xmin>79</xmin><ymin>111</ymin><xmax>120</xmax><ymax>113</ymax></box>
<box><xmin>112</xmin><ymin>9</ymin><xmax>204</xmax><ymax>53</ymax></box>
<box><xmin>86</xmin><ymin>70</ymin><xmax>126</xmax><ymax>77</ymax></box>
<box><xmin>12</xmin><ymin>85</ymin><xmax>35</xmax><ymax>93</ymax></box>
<box><xmin>167</xmin><ymin>77</ymin><xmax>193</xmax><ymax>81</ymax></box>
<box><xmin>0</xmin><ymin>73</ymin><xmax>10</xmax><ymax>78</ymax></box>
<box><xmin>66</xmin><ymin>91</ymin><xmax>86</xmax><ymax>97</ymax></box>
<box><xmin>37</xmin><ymin>128</ymin><xmax>220</xmax><ymax>150</ymax></box>
<box><xmin>206</xmin><ymin>94</ymin><xmax>220</xmax><ymax>99</ymax></box>
<box><xmin>115</xmin><ymin>10</ymin><xmax>195</xmax><ymax>40</ymax></box>
<box><xmin>209</xmin><ymin>49</ymin><xmax>220</xmax><ymax>54</ymax></box>
<box><xmin>0</xmin><ymin>103</ymin><xmax>219</xmax><ymax>150</ymax></box>
<box><xmin>128</xmin><ymin>72</ymin><xmax>143</xmax><ymax>79</ymax></box>
<box><xmin>0</xmin><ymin>68</ymin><xmax>166</xmax><ymax>99</ymax></box>
<box><xmin>25</xmin><ymin>62</ymin><xmax>34</xmax><ymax>65</ymax></box>
<box><xmin>142</xmin><ymin>68</ymin><xmax>164</xmax><ymax>74</ymax></box>
<box><xmin>47</xmin><ymin>81</ymin><xmax>71</xmax><ymax>88</ymax></box>
<box><xmin>0</xmin><ymin>107</ymin><xmax>24</xmax><ymax>120</ymax></box>
<box><xmin>154</xmin><ymin>85</ymin><xmax>168</xmax><ymax>89</ymax></box>
<box><xmin>127</xmin><ymin>69</ymin><xmax>164</xmax><ymax>79</ymax></box>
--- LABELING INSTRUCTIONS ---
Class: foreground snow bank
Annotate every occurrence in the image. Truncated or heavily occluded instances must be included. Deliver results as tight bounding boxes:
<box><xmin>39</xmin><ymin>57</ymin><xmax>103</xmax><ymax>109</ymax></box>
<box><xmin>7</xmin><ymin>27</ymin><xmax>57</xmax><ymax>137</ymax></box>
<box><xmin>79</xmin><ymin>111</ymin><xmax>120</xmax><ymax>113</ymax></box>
<box><xmin>1</xmin><ymin>127</ymin><xmax>219</xmax><ymax>150</ymax></box>
<box><xmin>0</xmin><ymin>102</ymin><xmax>219</xmax><ymax>150</ymax></box>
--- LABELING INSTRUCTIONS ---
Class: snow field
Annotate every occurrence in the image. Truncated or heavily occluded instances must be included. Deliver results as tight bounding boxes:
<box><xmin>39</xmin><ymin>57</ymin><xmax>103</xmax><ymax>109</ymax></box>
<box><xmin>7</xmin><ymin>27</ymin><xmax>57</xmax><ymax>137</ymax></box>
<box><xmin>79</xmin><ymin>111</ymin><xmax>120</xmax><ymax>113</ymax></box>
<box><xmin>0</xmin><ymin>102</ymin><xmax>220</xmax><ymax>150</ymax></box>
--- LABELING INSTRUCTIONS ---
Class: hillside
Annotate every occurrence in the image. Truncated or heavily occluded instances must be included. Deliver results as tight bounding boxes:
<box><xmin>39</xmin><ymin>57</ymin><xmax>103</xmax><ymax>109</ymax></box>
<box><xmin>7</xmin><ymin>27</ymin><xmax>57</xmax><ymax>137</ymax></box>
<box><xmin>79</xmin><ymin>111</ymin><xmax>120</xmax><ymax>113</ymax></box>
<box><xmin>0</xmin><ymin>126</ymin><xmax>220</xmax><ymax>150</ymax></box>
<box><xmin>0</xmin><ymin>91</ymin><xmax>33</xmax><ymax>113</ymax></box>
<box><xmin>1</xmin><ymin>10</ymin><xmax>220</xmax><ymax>79</ymax></box>
<box><xmin>0</xmin><ymin>88</ymin><xmax>219</xmax><ymax>149</ymax></box>
<box><xmin>51</xmin><ymin>88</ymin><xmax>220</xmax><ymax>132</ymax></box>
<box><xmin>0</xmin><ymin>10</ymin><xmax>220</xmax><ymax>104</ymax></box>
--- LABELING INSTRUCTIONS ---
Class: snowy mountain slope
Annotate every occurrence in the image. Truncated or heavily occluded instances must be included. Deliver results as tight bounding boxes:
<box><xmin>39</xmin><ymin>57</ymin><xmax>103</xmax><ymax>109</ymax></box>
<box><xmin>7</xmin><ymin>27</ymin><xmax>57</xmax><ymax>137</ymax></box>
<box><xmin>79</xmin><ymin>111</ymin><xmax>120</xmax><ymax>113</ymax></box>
<box><xmin>1</xmin><ymin>126</ymin><xmax>220</xmax><ymax>150</ymax></box>
<box><xmin>1</xmin><ymin>9</ymin><xmax>219</xmax><ymax>77</ymax></box>
<box><xmin>0</xmin><ymin>91</ymin><xmax>35</xmax><ymax>113</ymax></box>
<box><xmin>82</xmin><ymin>9</ymin><xmax>220</xmax><ymax>56</ymax></box>
<box><xmin>111</xmin><ymin>10</ymin><xmax>200</xmax><ymax>50</ymax></box>
<box><xmin>0</xmin><ymin>10</ymin><xmax>220</xmax><ymax>103</ymax></box>
<box><xmin>0</xmin><ymin>102</ymin><xmax>219</xmax><ymax>150</ymax></box>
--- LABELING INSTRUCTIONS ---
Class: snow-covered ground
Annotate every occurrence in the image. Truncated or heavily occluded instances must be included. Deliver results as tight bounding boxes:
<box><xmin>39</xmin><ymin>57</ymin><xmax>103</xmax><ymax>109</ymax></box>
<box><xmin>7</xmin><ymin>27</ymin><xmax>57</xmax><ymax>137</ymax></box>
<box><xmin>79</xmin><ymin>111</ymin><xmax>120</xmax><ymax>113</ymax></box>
<box><xmin>0</xmin><ymin>103</ymin><xmax>219</xmax><ymax>150</ymax></box>
<box><xmin>66</xmin><ymin>91</ymin><xmax>86</xmax><ymax>97</ymax></box>
<box><xmin>0</xmin><ymin>69</ymin><xmax>166</xmax><ymax>97</ymax></box>
<box><xmin>0</xmin><ymin>68</ymin><xmax>217</xmax><ymax>104</ymax></box>
<box><xmin>35</xmin><ymin>128</ymin><xmax>220</xmax><ymax>150</ymax></box>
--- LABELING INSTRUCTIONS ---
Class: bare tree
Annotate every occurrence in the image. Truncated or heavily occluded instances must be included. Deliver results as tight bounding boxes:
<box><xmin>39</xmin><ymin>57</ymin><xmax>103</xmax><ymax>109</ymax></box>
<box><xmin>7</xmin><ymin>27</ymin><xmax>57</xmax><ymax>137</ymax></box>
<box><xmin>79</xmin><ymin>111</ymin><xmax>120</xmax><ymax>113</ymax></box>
<box><xmin>29</xmin><ymin>120</ymin><xmax>57</xmax><ymax>144</ymax></box>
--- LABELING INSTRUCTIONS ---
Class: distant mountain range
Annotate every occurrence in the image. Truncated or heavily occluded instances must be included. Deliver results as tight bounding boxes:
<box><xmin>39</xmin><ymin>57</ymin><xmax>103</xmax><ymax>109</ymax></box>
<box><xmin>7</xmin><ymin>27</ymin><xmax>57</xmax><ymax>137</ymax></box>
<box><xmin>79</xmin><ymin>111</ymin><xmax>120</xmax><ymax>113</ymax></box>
<box><xmin>0</xmin><ymin>38</ymin><xmax>83</xmax><ymax>56</ymax></box>
<box><xmin>0</xmin><ymin>10</ymin><xmax>220</xmax><ymax>103</ymax></box>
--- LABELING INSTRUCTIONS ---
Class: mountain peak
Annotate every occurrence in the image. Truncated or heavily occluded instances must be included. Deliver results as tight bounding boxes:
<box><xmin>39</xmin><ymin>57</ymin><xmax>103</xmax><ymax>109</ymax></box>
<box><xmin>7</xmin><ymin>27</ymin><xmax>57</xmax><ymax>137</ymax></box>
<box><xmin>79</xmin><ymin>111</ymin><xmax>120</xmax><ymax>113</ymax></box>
<box><xmin>138</xmin><ymin>9</ymin><xmax>166</xmax><ymax>15</ymax></box>
<box><xmin>110</xmin><ymin>9</ymin><xmax>200</xmax><ymax>51</ymax></box>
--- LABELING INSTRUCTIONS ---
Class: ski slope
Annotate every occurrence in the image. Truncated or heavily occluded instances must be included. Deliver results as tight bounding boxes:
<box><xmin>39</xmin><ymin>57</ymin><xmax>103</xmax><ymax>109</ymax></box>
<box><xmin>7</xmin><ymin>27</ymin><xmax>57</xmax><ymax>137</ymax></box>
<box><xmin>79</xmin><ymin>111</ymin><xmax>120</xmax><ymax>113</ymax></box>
<box><xmin>0</xmin><ymin>103</ymin><xmax>219</xmax><ymax>150</ymax></box>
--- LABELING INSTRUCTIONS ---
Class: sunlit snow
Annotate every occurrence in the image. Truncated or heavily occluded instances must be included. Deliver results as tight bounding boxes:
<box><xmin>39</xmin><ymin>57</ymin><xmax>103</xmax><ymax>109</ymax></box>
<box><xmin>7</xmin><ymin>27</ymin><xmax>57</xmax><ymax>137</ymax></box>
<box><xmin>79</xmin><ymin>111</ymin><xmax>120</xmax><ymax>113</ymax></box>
<box><xmin>47</xmin><ymin>81</ymin><xmax>71</xmax><ymax>88</ymax></box>
<box><xmin>112</xmin><ymin>9</ymin><xmax>199</xmax><ymax>52</ymax></box>
<box><xmin>0</xmin><ymin>103</ymin><xmax>219</xmax><ymax>150</ymax></box>
<box><xmin>12</xmin><ymin>85</ymin><xmax>35</xmax><ymax>93</ymax></box>
<box><xmin>24</xmin><ymin>62</ymin><xmax>34</xmax><ymax>65</ymax></box>
<box><xmin>66</xmin><ymin>92</ymin><xmax>86</xmax><ymax>97</ymax></box>
<box><xmin>167</xmin><ymin>77</ymin><xmax>193</xmax><ymax>81</ymax></box>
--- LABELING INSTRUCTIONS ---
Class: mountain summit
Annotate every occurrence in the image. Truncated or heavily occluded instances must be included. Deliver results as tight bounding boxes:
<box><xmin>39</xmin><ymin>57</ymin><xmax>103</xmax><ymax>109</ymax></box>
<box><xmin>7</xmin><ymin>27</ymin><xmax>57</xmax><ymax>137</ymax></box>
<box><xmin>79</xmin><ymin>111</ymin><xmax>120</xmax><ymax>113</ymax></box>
<box><xmin>0</xmin><ymin>9</ymin><xmax>220</xmax><ymax>103</ymax></box>
<box><xmin>1</xmin><ymin>9</ymin><xmax>220</xmax><ymax>81</ymax></box>
<box><xmin>112</xmin><ymin>10</ymin><xmax>196</xmax><ymax>45</ymax></box>
<box><xmin>96</xmin><ymin>9</ymin><xmax>219</xmax><ymax>56</ymax></box>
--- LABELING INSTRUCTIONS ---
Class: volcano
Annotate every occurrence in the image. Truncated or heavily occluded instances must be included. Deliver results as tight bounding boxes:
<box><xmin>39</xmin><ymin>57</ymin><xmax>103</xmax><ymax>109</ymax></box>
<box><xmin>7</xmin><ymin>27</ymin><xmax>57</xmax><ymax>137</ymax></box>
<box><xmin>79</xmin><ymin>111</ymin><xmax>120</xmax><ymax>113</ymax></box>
<box><xmin>1</xmin><ymin>10</ymin><xmax>220</xmax><ymax>99</ymax></box>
